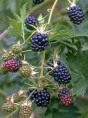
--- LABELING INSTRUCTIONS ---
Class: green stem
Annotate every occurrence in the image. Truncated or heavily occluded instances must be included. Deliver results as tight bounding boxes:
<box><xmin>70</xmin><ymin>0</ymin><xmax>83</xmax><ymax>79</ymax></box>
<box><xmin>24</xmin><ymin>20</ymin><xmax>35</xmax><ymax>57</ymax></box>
<box><xmin>22</xmin><ymin>31</ymin><xmax>36</xmax><ymax>45</ymax></box>
<box><xmin>22</xmin><ymin>22</ymin><xmax>25</xmax><ymax>41</ymax></box>
<box><xmin>48</xmin><ymin>0</ymin><xmax>58</xmax><ymax>25</ymax></box>
<box><xmin>40</xmin><ymin>51</ymin><xmax>45</xmax><ymax>78</ymax></box>
<box><xmin>28</xmin><ymin>0</ymin><xmax>50</xmax><ymax>15</ymax></box>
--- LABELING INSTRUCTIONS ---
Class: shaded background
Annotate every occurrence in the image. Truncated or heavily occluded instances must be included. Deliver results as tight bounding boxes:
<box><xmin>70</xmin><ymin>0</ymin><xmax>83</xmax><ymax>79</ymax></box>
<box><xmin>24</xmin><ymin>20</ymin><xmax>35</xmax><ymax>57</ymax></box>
<box><xmin>0</xmin><ymin>0</ymin><xmax>88</xmax><ymax>118</ymax></box>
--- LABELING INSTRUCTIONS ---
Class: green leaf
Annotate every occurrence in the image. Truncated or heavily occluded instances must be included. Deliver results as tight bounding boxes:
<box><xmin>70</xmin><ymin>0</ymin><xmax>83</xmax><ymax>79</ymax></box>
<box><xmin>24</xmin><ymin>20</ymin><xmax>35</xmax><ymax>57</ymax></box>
<box><xmin>20</xmin><ymin>3</ymin><xmax>27</xmax><ymax>22</ymax></box>
<box><xmin>82</xmin><ymin>45</ymin><xmax>88</xmax><ymax>51</ymax></box>
<box><xmin>67</xmin><ymin>52</ymin><xmax>88</xmax><ymax>96</ymax></box>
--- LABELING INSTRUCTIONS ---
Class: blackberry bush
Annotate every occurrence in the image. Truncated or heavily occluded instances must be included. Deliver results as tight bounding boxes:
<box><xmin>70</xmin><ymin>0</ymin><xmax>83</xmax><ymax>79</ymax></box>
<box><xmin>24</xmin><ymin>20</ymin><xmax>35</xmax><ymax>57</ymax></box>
<box><xmin>1</xmin><ymin>0</ymin><xmax>88</xmax><ymax>117</ymax></box>
<box><xmin>30</xmin><ymin>33</ymin><xmax>49</xmax><ymax>52</ymax></box>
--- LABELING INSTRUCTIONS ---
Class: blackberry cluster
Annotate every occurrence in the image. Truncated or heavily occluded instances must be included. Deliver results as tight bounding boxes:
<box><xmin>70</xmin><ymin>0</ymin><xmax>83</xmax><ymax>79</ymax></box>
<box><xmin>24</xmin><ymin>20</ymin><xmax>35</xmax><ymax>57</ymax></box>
<box><xmin>28</xmin><ymin>88</ymin><xmax>50</xmax><ymax>106</ymax></box>
<box><xmin>19</xmin><ymin>105</ymin><xmax>32</xmax><ymax>118</ymax></box>
<box><xmin>2</xmin><ymin>103</ymin><xmax>16</xmax><ymax>113</ymax></box>
<box><xmin>25</xmin><ymin>16</ymin><xmax>39</xmax><ymax>30</ymax></box>
<box><xmin>30</xmin><ymin>33</ymin><xmax>49</xmax><ymax>52</ymax></box>
<box><xmin>3</xmin><ymin>58</ymin><xmax>22</xmax><ymax>72</ymax></box>
<box><xmin>47</xmin><ymin>59</ymin><xmax>71</xmax><ymax>84</ymax></box>
<box><xmin>33</xmin><ymin>0</ymin><xmax>44</xmax><ymax>4</ymax></box>
<box><xmin>11</xmin><ymin>44</ymin><xmax>23</xmax><ymax>54</ymax></box>
<box><xmin>58</xmin><ymin>88</ymin><xmax>72</xmax><ymax>106</ymax></box>
<box><xmin>19</xmin><ymin>65</ymin><xmax>32</xmax><ymax>77</ymax></box>
<box><xmin>68</xmin><ymin>6</ymin><xmax>84</xmax><ymax>25</ymax></box>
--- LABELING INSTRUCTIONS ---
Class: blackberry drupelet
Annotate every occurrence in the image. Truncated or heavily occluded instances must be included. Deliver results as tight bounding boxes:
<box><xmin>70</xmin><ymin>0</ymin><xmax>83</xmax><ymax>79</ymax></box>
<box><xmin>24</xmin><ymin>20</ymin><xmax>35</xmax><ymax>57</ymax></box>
<box><xmin>68</xmin><ymin>6</ymin><xmax>84</xmax><ymax>25</ymax></box>
<box><xmin>30</xmin><ymin>33</ymin><xmax>49</xmax><ymax>52</ymax></box>
<box><xmin>3</xmin><ymin>58</ymin><xmax>22</xmax><ymax>72</ymax></box>
<box><xmin>33</xmin><ymin>0</ymin><xmax>44</xmax><ymax>4</ymax></box>
<box><xmin>28</xmin><ymin>88</ymin><xmax>50</xmax><ymax>106</ymax></box>
<box><xmin>47</xmin><ymin>60</ymin><xmax>71</xmax><ymax>84</ymax></box>
<box><xmin>25</xmin><ymin>16</ymin><xmax>39</xmax><ymax>30</ymax></box>
<box><xmin>58</xmin><ymin>88</ymin><xmax>72</xmax><ymax>106</ymax></box>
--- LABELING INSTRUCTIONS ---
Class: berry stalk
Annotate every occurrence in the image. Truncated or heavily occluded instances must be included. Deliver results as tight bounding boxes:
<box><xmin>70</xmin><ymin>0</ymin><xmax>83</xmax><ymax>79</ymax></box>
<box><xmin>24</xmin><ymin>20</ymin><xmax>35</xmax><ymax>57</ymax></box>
<box><xmin>40</xmin><ymin>51</ymin><xmax>45</xmax><ymax>78</ymax></box>
<box><xmin>48</xmin><ymin>0</ymin><xmax>58</xmax><ymax>25</ymax></box>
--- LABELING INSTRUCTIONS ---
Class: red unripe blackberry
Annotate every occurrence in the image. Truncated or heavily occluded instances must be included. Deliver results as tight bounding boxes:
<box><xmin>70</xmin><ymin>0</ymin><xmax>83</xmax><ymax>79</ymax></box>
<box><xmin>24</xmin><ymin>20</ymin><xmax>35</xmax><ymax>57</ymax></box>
<box><xmin>33</xmin><ymin>0</ymin><xmax>44</xmax><ymax>4</ymax></box>
<box><xmin>25</xmin><ymin>16</ymin><xmax>39</xmax><ymax>30</ymax></box>
<box><xmin>68</xmin><ymin>6</ymin><xmax>84</xmax><ymax>25</ymax></box>
<box><xmin>28</xmin><ymin>88</ymin><xmax>50</xmax><ymax>107</ymax></box>
<box><xmin>3</xmin><ymin>58</ymin><xmax>22</xmax><ymax>72</ymax></box>
<box><xmin>30</xmin><ymin>33</ymin><xmax>49</xmax><ymax>52</ymax></box>
<box><xmin>58</xmin><ymin>88</ymin><xmax>72</xmax><ymax>106</ymax></box>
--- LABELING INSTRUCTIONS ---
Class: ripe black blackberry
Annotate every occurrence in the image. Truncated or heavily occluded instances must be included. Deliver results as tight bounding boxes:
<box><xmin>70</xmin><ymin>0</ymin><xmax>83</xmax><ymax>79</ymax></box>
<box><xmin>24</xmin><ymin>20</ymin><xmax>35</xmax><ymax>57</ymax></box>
<box><xmin>25</xmin><ymin>16</ymin><xmax>39</xmax><ymax>30</ymax></box>
<box><xmin>47</xmin><ymin>60</ymin><xmax>71</xmax><ymax>84</ymax></box>
<box><xmin>28</xmin><ymin>88</ymin><xmax>50</xmax><ymax>106</ymax></box>
<box><xmin>58</xmin><ymin>88</ymin><xmax>72</xmax><ymax>106</ymax></box>
<box><xmin>3</xmin><ymin>58</ymin><xmax>22</xmax><ymax>72</ymax></box>
<box><xmin>30</xmin><ymin>33</ymin><xmax>49</xmax><ymax>52</ymax></box>
<box><xmin>68</xmin><ymin>5</ymin><xmax>84</xmax><ymax>25</ymax></box>
<box><xmin>33</xmin><ymin>0</ymin><xmax>44</xmax><ymax>4</ymax></box>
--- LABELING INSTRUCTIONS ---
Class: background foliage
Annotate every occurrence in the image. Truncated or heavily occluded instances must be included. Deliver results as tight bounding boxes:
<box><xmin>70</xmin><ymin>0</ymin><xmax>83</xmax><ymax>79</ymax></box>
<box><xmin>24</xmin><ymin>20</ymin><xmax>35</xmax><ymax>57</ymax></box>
<box><xmin>0</xmin><ymin>0</ymin><xmax>88</xmax><ymax>117</ymax></box>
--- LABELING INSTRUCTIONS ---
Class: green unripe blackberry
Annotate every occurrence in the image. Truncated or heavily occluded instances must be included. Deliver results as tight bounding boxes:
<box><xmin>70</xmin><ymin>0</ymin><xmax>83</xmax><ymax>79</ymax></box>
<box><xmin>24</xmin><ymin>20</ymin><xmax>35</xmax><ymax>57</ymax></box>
<box><xmin>11</xmin><ymin>44</ymin><xmax>23</xmax><ymax>54</ymax></box>
<box><xmin>19</xmin><ymin>105</ymin><xmax>32</xmax><ymax>118</ymax></box>
<box><xmin>2</xmin><ymin>51</ymin><xmax>14</xmax><ymax>62</ymax></box>
<box><xmin>0</xmin><ymin>65</ymin><xmax>8</xmax><ymax>74</ymax></box>
<box><xmin>2</xmin><ymin>103</ymin><xmax>17</xmax><ymax>113</ymax></box>
<box><xmin>19</xmin><ymin>65</ymin><xmax>32</xmax><ymax>77</ymax></box>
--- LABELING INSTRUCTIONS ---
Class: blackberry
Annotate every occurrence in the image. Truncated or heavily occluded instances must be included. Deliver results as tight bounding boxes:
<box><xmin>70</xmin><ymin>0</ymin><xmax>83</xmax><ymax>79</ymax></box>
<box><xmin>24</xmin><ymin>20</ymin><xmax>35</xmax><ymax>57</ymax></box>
<box><xmin>3</xmin><ymin>58</ymin><xmax>22</xmax><ymax>72</ymax></box>
<box><xmin>25</xmin><ymin>16</ymin><xmax>39</xmax><ymax>30</ymax></box>
<box><xmin>0</xmin><ymin>65</ymin><xmax>8</xmax><ymax>74</ymax></box>
<box><xmin>19</xmin><ymin>105</ymin><xmax>32</xmax><ymax>118</ymax></box>
<box><xmin>33</xmin><ymin>0</ymin><xmax>44</xmax><ymax>4</ymax></box>
<box><xmin>2</xmin><ymin>103</ymin><xmax>17</xmax><ymax>113</ymax></box>
<box><xmin>68</xmin><ymin>6</ymin><xmax>84</xmax><ymax>25</ymax></box>
<box><xmin>58</xmin><ymin>88</ymin><xmax>72</xmax><ymax>106</ymax></box>
<box><xmin>30</xmin><ymin>33</ymin><xmax>49</xmax><ymax>52</ymax></box>
<box><xmin>19</xmin><ymin>65</ymin><xmax>32</xmax><ymax>77</ymax></box>
<box><xmin>28</xmin><ymin>88</ymin><xmax>50</xmax><ymax>106</ymax></box>
<box><xmin>2</xmin><ymin>51</ymin><xmax>14</xmax><ymax>62</ymax></box>
<box><xmin>48</xmin><ymin>60</ymin><xmax>71</xmax><ymax>84</ymax></box>
<box><xmin>11</xmin><ymin>44</ymin><xmax>23</xmax><ymax>54</ymax></box>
